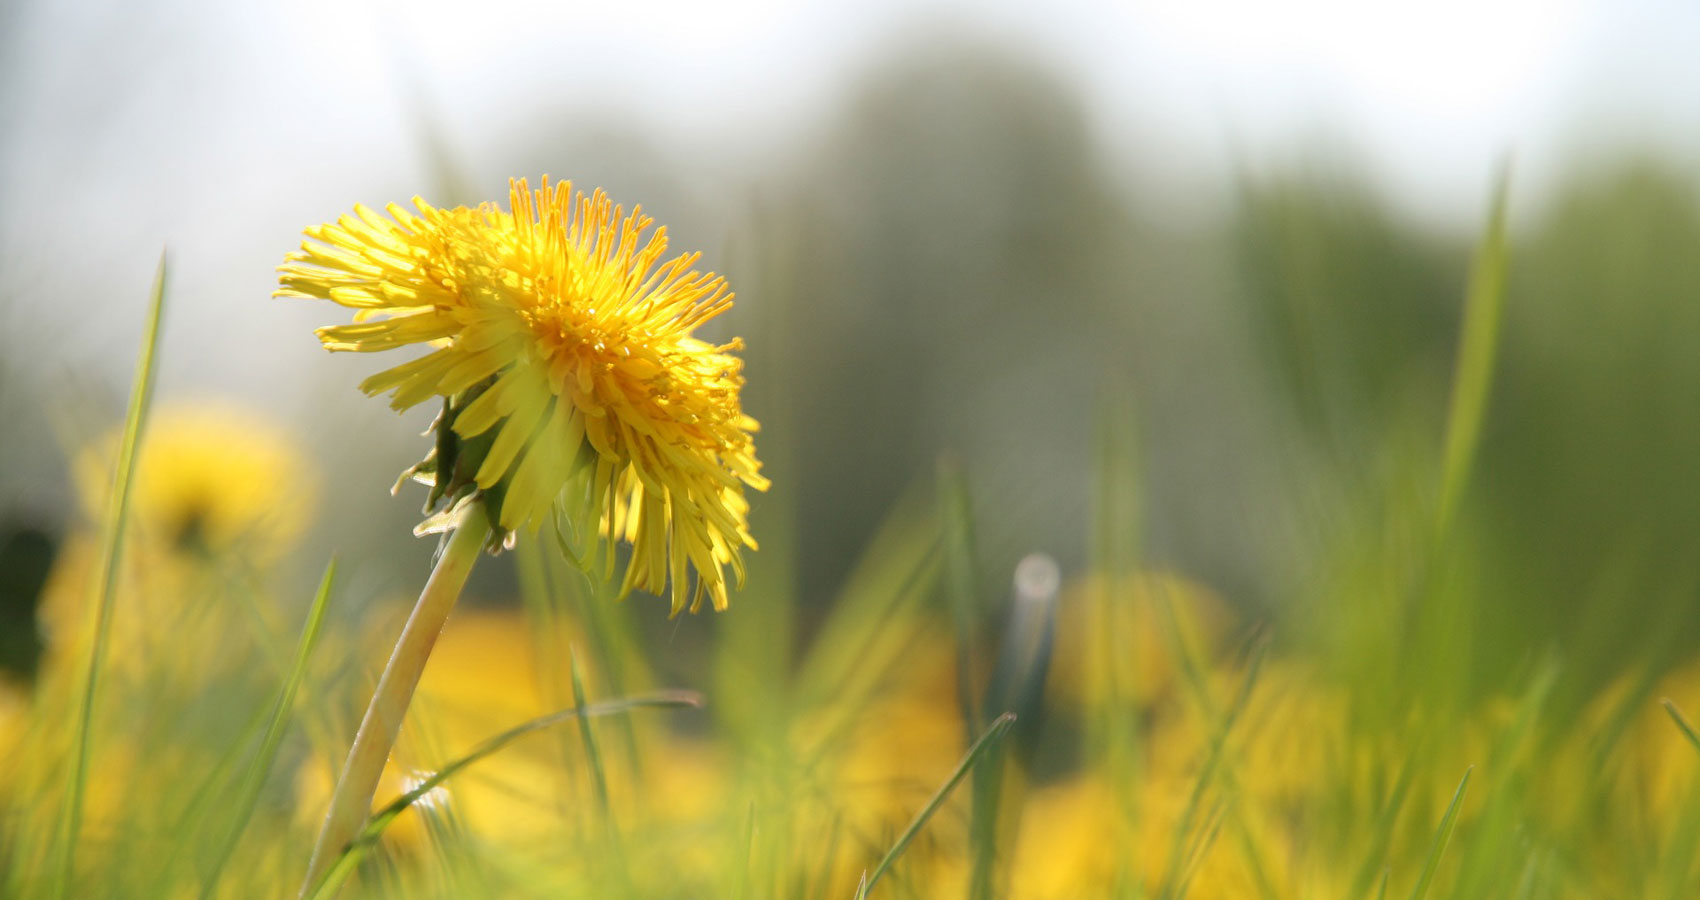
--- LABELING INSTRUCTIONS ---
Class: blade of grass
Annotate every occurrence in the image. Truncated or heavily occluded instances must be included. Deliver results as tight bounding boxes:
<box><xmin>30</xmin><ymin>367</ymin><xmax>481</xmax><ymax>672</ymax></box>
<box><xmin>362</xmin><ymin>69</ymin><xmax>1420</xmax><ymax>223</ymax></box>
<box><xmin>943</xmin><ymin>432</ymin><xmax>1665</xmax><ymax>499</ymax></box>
<box><xmin>1450</xmin><ymin>662</ymin><xmax>1557</xmax><ymax>896</ymax></box>
<box><xmin>569</xmin><ymin>655</ymin><xmax>615</xmax><ymax>817</ymax></box>
<box><xmin>1407</xmin><ymin>767</ymin><xmax>1473</xmax><ymax>900</ymax></box>
<box><xmin>569</xmin><ymin>653</ymin><xmax>631</xmax><ymax>892</ymax></box>
<box><xmin>1171</xmin><ymin>799</ymin><xmax>1228</xmax><ymax>900</ymax></box>
<box><xmin>937</xmin><ymin>457</ymin><xmax>983</xmax><ymax>739</ymax></box>
<box><xmin>1436</xmin><ymin>165</ymin><xmax>1511</xmax><ymax>536</ymax></box>
<box><xmin>733</xmin><ymin>801</ymin><xmax>757</xmax><ymax>900</ymax></box>
<box><xmin>1091</xmin><ymin>392</ymin><xmax>1142</xmax><ymax>585</ymax></box>
<box><xmin>199</xmin><ymin>559</ymin><xmax>339</xmax><ymax>897</ymax></box>
<box><xmin>1349</xmin><ymin>759</ymin><xmax>1416</xmax><ymax>899</ymax></box>
<box><xmin>155</xmin><ymin>684</ymin><xmax>277</xmax><ymax>890</ymax></box>
<box><xmin>1509</xmin><ymin>849</ymin><xmax>1542</xmax><ymax>900</ymax></box>
<box><xmin>1089</xmin><ymin>399</ymin><xmax>1143</xmax><ymax>900</ymax></box>
<box><xmin>856</xmin><ymin>712</ymin><xmax>1017</xmax><ymax>899</ymax></box>
<box><xmin>1662</xmin><ymin>698</ymin><xmax>1700</xmax><ymax>755</ymax></box>
<box><xmin>305</xmin><ymin>690</ymin><xmax>702</xmax><ymax>900</ymax></box>
<box><xmin>795</xmin><ymin>488</ymin><xmax>941</xmax><ymax>712</ymax></box>
<box><xmin>1584</xmin><ymin>662</ymin><xmax>1664</xmax><ymax>794</ymax></box>
<box><xmin>1225</xmin><ymin>803</ymin><xmax>1280</xmax><ymax>900</ymax></box>
<box><xmin>49</xmin><ymin>252</ymin><xmax>167</xmax><ymax>899</ymax></box>
<box><xmin>1157</xmin><ymin>637</ymin><xmax>1268</xmax><ymax>900</ymax></box>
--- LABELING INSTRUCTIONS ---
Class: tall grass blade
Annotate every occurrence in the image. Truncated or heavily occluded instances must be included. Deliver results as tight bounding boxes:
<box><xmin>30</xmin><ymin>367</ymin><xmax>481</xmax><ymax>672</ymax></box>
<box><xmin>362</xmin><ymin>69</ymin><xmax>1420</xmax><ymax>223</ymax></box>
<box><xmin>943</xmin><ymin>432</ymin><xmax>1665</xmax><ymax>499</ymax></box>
<box><xmin>1088</xmin><ymin>399</ymin><xmax>1143</xmax><ymax>900</ymax></box>
<box><xmin>1437</xmin><ymin>166</ymin><xmax>1511</xmax><ymax>535</ymax></box>
<box><xmin>1407</xmin><ymin>767</ymin><xmax>1473</xmax><ymax>900</ymax></box>
<box><xmin>733</xmin><ymin>802</ymin><xmax>757</xmax><ymax>900</ymax></box>
<box><xmin>937</xmin><ymin>457</ymin><xmax>983</xmax><ymax>738</ymax></box>
<box><xmin>199</xmin><ymin>559</ymin><xmax>339</xmax><ymax>897</ymax></box>
<box><xmin>568</xmin><ymin>652</ymin><xmax>631</xmax><ymax>892</ymax></box>
<box><xmin>1157</xmin><ymin>636</ymin><xmax>1268</xmax><ymax>900</ymax></box>
<box><xmin>795</xmin><ymin>488</ymin><xmax>940</xmax><ymax>710</ymax></box>
<box><xmin>1662</xmin><ymin>698</ymin><xmax>1700</xmax><ymax>755</ymax></box>
<box><xmin>1171</xmin><ymin>800</ymin><xmax>1228</xmax><ymax>900</ymax></box>
<box><xmin>1349</xmin><ymin>760</ymin><xmax>1416</xmax><ymax>899</ymax></box>
<box><xmin>1510</xmin><ymin>850</ymin><xmax>1542</xmax><ymax>900</ymax></box>
<box><xmin>49</xmin><ymin>252</ymin><xmax>167</xmax><ymax>899</ymax></box>
<box><xmin>858</xmin><ymin>712</ymin><xmax>1017</xmax><ymax>897</ymax></box>
<box><xmin>1225</xmin><ymin>804</ymin><xmax>1280</xmax><ymax>900</ymax></box>
<box><xmin>569</xmin><ymin>654</ymin><xmax>615</xmax><ymax>817</ymax></box>
<box><xmin>305</xmin><ymin>690</ymin><xmax>702</xmax><ymax>900</ymax></box>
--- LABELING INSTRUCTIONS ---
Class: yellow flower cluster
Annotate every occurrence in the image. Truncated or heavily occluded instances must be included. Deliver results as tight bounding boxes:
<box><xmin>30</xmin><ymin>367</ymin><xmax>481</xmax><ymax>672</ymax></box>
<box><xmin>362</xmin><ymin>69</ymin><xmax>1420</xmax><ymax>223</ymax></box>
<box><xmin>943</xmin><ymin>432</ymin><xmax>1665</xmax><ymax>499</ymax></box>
<box><xmin>73</xmin><ymin>403</ymin><xmax>316</xmax><ymax>562</ymax></box>
<box><xmin>39</xmin><ymin>403</ymin><xmax>317</xmax><ymax>680</ymax></box>
<box><xmin>278</xmin><ymin>178</ymin><xmax>767</xmax><ymax>613</ymax></box>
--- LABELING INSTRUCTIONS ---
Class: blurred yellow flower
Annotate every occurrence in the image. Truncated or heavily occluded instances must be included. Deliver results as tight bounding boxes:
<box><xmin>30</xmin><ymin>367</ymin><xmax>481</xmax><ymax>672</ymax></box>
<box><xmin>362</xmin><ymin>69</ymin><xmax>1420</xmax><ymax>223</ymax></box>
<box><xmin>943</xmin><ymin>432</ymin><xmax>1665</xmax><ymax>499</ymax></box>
<box><xmin>38</xmin><ymin>402</ymin><xmax>318</xmax><ymax>682</ymax></box>
<box><xmin>1576</xmin><ymin>662</ymin><xmax>1700</xmax><ymax>842</ymax></box>
<box><xmin>72</xmin><ymin>402</ymin><xmax>316</xmax><ymax>562</ymax></box>
<box><xmin>296</xmin><ymin>605</ymin><xmax>731</xmax><ymax>890</ymax></box>
<box><xmin>1049</xmin><ymin>570</ymin><xmax>1228</xmax><ymax>711</ymax></box>
<box><xmin>298</xmin><ymin>609</ymin><xmax>557</xmax><ymax>856</ymax></box>
<box><xmin>277</xmin><ymin>177</ymin><xmax>767</xmax><ymax>614</ymax></box>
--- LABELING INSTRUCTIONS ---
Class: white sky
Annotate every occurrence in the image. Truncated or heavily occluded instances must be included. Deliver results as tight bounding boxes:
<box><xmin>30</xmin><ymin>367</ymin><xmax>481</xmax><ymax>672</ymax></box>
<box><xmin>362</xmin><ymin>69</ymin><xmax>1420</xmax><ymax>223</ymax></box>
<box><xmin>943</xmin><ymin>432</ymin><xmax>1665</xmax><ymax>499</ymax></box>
<box><xmin>10</xmin><ymin>0</ymin><xmax>1700</xmax><ymax>219</ymax></box>
<box><xmin>368</xmin><ymin>0</ymin><xmax>1699</xmax><ymax>223</ymax></box>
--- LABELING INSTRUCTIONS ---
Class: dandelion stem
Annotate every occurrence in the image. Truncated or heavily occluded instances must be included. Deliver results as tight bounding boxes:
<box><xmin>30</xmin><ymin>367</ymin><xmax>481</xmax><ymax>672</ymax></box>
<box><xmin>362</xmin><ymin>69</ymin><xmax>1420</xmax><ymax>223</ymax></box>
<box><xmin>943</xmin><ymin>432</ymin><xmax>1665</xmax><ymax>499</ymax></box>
<box><xmin>299</xmin><ymin>500</ymin><xmax>490</xmax><ymax>898</ymax></box>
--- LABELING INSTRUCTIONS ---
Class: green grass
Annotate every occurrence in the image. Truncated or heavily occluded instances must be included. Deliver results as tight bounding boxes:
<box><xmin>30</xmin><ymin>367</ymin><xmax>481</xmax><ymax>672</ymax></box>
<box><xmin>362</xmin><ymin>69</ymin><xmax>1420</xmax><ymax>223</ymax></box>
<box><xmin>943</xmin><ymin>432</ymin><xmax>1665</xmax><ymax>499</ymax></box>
<box><xmin>47</xmin><ymin>251</ymin><xmax>168</xmax><ymax>900</ymax></box>
<box><xmin>7</xmin><ymin>161</ymin><xmax>1700</xmax><ymax>900</ymax></box>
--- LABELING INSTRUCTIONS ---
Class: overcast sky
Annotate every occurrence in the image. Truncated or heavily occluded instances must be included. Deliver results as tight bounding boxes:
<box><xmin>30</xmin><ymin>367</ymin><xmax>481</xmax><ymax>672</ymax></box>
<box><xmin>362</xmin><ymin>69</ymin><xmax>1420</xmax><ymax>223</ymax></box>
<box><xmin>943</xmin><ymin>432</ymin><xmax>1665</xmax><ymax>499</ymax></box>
<box><xmin>4</xmin><ymin>0</ymin><xmax>1700</xmax><ymax>437</ymax></box>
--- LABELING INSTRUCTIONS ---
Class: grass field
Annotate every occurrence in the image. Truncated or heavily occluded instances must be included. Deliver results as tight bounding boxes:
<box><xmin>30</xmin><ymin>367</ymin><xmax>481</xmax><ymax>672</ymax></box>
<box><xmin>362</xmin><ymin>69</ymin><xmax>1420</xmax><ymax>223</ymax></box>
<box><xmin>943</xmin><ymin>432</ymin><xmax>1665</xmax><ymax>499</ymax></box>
<box><xmin>3</xmin><ymin>164</ymin><xmax>1700</xmax><ymax>900</ymax></box>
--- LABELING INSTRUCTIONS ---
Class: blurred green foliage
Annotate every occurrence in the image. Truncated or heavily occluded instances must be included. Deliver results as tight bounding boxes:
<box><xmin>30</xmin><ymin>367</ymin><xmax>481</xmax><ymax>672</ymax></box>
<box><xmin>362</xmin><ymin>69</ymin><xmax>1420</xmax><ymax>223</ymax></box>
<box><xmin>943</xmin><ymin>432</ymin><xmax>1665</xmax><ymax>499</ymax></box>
<box><xmin>5</xmin><ymin>29</ymin><xmax>1700</xmax><ymax>900</ymax></box>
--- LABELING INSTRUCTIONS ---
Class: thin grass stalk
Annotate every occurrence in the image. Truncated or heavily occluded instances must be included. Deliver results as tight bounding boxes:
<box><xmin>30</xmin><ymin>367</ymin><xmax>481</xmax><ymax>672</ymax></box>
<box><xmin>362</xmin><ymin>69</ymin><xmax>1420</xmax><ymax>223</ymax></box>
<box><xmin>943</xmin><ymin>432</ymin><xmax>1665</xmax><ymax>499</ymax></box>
<box><xmin>569</xmin><ymin>654</ymin><xmax>631</xmax><ymax>891</ymax></box>
<box><xmin>1350</xmin><ymin>760</ymin><xmax>1417</xmax><ymax>899</ymax></box>
<box><xmin>1157</xmin><ymin>637</ymin><xmax>1269</xmax><ymax>900</ymax></box>
<box><xmin>937</xmin><ymin>458</ymin><xmax>984</xmax><ymax>740</ymax></box>
<box><xmin>199</xmin><ymin>559</ymin><xmax>338</xmax><ymax>897</ymax></box>
<box><xmin>305</xmin><ymin>690</ymin><xmax>702</xmax><ymax>900</ymax></box>
<box><xmin>856</xmin><ymin>712</ymin><xmax>1017</xmax><ymax>899</ymax></box>
<box><xmin>1407</xmin><ymin>767</ymin><xmax>1473</xmax><ymax>900</ymax></box>
<box><xmin>48</xmin><ymin>253</ymin><xmax>167</xmax><ymax>899</ymax></box>
<box><xmin>1663</xmin><ymin>699</ymin><xmax>1700</xmax><ymax>755</ymax></box>
<box><xmin>1089</xmin><ymin>401</ymin><xmax>1144</xmax><ymax>900</ymax></box>
<box><xmin>1436</xmin><ymin>165</ymin><xmax>1511</xmax><ymax>539</ymax></box>
<box><xmin>298</xmin><ymin>500</ymin><xmax>490</xmax><ymax>897</ymax></box>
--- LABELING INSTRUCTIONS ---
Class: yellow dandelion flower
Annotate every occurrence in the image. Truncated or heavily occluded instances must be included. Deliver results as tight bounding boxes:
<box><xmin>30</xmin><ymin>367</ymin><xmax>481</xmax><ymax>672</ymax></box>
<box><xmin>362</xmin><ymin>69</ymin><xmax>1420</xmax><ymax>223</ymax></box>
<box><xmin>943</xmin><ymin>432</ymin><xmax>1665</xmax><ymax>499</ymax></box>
<box><xmin>71</xmin><ymin>402</ymin><xmax>317</xmax><ymax>562</ymax></box>
<box><xmin>38</xmin><ymin>401</ymin><xmax>319</xmax><ymax>684</ymax></box>
<box><xmin>277</xmin><ymin>177</ymin><xmax>766</xmax><ymax>614</ymax></box>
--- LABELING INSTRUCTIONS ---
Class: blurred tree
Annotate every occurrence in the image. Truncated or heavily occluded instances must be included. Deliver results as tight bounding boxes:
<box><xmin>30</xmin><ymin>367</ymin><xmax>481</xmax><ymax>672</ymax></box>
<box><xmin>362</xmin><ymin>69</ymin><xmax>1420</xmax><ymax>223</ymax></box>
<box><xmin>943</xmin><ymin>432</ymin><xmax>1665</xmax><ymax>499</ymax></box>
<box><xmin>746</xmin><ymin>38</ymin><xmax>1144</xmax><ymax>606</ymax></box>
<box><xmin>1230</xmin><ymin>170</ymin><xmax>1464</xmax><ymax>459</ymax></box>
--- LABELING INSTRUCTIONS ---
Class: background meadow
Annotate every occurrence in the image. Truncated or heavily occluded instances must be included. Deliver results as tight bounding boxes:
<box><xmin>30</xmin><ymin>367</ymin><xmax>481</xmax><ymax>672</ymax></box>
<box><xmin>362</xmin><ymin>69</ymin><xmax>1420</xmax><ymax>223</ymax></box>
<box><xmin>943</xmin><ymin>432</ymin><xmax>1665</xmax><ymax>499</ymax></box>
<box><xmin>6</xmin><ymin>1</ymin><xmax>1700</xmax><ymax>897</ymax></box>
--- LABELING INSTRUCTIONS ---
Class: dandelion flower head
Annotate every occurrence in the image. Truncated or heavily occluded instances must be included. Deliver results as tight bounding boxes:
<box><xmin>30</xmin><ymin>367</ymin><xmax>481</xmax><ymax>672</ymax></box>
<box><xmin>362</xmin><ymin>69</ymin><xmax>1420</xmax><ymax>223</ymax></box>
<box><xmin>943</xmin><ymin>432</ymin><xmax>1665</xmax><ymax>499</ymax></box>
<box><xmin>72</xmin><ymin>402</ymin><xmax>317</xmax><ymax>561</ymax></box>
<box><xmin>39</xmin><ymin>402</ymin><xmax>317</xmax><ymax>681</ymax></box>
<box><xmin>277</xmin><ymin>177</ymin><xmax>766</xmax><ymax>613</ymax></box>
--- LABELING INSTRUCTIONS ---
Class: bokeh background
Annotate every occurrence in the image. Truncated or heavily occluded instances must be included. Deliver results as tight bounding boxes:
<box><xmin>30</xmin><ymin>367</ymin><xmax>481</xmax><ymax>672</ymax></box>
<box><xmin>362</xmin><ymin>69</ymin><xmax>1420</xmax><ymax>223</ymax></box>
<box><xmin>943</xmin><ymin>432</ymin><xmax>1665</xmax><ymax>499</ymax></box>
<box><xmin>13</xmin><ymin>2</ymin><xmax>1700</xmax><ymax>897</ymax></box>
<box><xmin>6</xmin><ymin>0</ymin><xmax>1700</xmax><ymax>750</ymax></box>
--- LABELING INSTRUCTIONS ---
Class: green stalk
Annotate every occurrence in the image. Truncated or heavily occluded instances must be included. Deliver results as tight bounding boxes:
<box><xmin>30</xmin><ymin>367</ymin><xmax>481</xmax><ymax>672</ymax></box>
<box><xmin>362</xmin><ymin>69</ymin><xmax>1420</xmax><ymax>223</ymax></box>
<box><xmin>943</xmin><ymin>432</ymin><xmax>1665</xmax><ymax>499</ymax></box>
<box><xmin>1436</xmin><ymin>166</ymin><xmax>1511</xmax><ymax>539</ymax></box>
<box><xmin>298</xmin><ymin>500</ymin><xmax>490</xmax><ymax>898</ymax></box>
<box><xmin>305</xmin><ymin>690</ymin><xmax>702</xmax><ymax>900</ymax></box>
<box><xmin>49</xmin><ymin>253</ymin><xmax>167</xmax><ymax>899</ymax></box>
<box><xmin>199</xmin><ymin>559</ymin><xmax>338</xmax><ymax>897</ymax></box>
<box><xmin>856</xmin><ymin>712</ymin><xmax>1017</xmax><ymax>898</ymax></box>
<box><xmin>1407</xmin><ymin>767</ymin><xmax>1473</xmax><ymax>900</ymax></box>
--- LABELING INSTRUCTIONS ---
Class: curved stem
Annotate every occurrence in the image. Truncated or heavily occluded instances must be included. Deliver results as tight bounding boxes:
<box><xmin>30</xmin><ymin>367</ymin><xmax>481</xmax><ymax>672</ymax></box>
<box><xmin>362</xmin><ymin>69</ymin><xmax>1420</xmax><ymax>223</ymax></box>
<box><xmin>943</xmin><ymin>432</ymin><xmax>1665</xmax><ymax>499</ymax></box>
<box><xmin>300</xmin><ymin>500</ymin><xmax>490</xmax><ymax>898</ymax></box>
